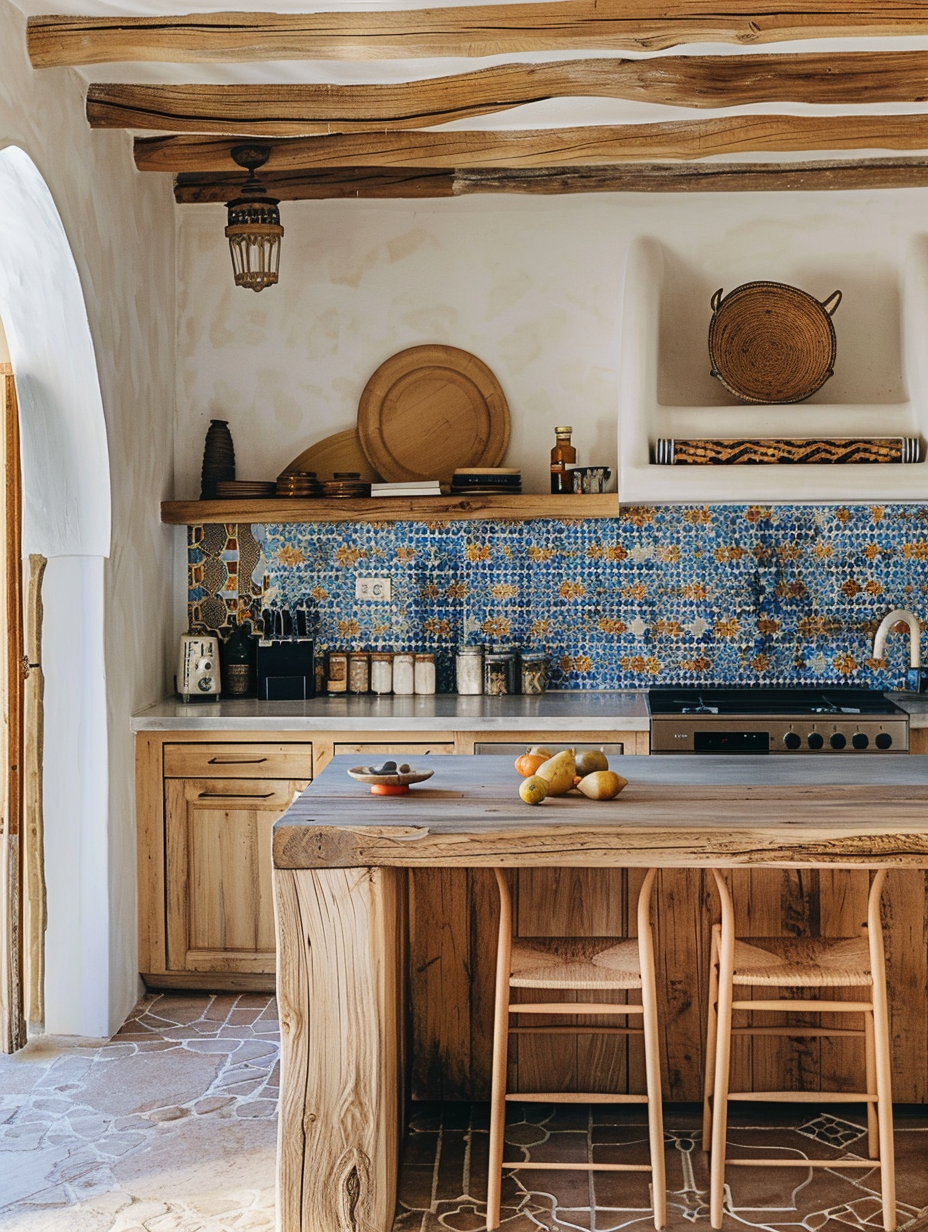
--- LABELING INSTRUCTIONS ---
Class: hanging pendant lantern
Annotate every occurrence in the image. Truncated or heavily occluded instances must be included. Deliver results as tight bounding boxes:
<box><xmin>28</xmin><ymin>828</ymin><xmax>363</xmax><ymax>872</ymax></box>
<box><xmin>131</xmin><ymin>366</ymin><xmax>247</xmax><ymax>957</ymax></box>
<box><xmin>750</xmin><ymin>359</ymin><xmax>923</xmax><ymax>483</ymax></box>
<box><xmin>224</xmin><ymin>144</ymin><xmax>283</xmax><ymax>292</ymax></box>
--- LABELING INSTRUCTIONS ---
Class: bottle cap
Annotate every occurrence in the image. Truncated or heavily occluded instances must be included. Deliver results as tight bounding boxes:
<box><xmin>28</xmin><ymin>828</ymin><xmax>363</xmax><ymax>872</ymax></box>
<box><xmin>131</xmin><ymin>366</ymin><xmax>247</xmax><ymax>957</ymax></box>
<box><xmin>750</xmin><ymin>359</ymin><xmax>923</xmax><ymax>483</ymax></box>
<box><xmin>555</xmin><ymin>425</ymin><xmax>572</xmax><ymax>433</ymax></box>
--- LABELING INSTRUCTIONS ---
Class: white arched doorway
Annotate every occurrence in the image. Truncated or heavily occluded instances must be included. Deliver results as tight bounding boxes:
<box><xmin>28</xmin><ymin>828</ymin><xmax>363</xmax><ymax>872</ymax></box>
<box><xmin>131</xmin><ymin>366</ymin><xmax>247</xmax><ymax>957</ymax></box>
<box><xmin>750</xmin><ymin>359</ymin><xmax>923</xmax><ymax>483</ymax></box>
<box><xmin>0</xmin><ymin>145</ymin><xmax>112</xmax><ymax>1038</ymax></box>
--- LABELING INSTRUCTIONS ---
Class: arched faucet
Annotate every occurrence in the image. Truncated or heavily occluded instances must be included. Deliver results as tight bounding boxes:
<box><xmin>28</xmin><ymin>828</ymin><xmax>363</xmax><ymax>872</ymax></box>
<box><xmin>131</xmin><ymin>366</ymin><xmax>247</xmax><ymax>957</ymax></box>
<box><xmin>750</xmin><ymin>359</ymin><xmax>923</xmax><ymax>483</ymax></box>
<box><xmin>872</xmin><ymin>608</ymin><xmax>923</xmax><ymax>690</ymax></box>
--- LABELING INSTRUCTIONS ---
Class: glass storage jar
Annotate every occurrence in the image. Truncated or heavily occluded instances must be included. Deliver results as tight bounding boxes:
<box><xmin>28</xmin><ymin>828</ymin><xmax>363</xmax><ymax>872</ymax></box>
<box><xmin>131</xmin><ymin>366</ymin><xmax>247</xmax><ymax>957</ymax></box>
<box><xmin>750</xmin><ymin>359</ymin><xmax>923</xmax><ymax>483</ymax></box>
<box><xmin>520</xmin><ymin>652</ymin><xmax>548</xmax><ymax>695</ymax></box>
<box><xmin>370</xmin><ymin>652</ymin><xmax>393</xmax><ymax>695</ymax></box>
<box><xmin>392</xmin><ymin>652</ymin><xmax>415</xmax><ymax>695</ymax></box>
<box><xmin>455</xmin><ymin>645</ymin><xmax>483</xmax><ymax>695</ymax></box>
<box><xmin>348</xmin><ymin>651</ymin><xmax>370</xmax><ymax>694</ymax></box>
<box><xmin>414</xmin><ymin>653</ymin><xmax>436</xmax><ymax>695</ymax></box>
<box><xmin>484</xmin><ymin>653</ymin><xmax>510</xmax><ymax>696</ymax></box>
<box><xmin>326</xmin><ymin>650</ymin><xmax>348</xmax><ymax>693</ymax></box>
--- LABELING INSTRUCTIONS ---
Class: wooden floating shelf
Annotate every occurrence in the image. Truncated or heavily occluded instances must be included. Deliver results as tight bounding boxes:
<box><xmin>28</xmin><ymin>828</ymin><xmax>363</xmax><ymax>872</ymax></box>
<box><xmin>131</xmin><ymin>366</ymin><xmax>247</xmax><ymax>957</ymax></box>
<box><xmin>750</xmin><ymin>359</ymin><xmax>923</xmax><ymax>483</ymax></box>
<box><xmin>161</xmin><ymin>493</ymin><xmax>618</xmax><ymax>525</ymax></box>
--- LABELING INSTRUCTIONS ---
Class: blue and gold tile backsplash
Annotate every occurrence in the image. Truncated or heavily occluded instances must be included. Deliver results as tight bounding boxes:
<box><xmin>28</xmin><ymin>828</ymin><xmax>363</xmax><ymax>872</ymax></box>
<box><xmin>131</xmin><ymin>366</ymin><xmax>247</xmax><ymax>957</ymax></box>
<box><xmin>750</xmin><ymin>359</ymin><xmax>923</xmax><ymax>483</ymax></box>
<box><xmin>187</xmin><ymin>504</ymin><xmax>928</xmax><ymax>690</ymax></box>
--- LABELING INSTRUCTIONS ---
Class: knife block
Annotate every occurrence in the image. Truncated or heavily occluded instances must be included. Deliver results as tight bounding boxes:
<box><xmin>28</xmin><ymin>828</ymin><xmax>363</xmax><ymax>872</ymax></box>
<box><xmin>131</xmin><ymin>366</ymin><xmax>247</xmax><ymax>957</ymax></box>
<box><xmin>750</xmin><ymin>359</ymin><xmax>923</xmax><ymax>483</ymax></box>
<box><xmin>256</xmin><ymin>639</ymin><xmax>315</xmax><ymax>701</ymax></box>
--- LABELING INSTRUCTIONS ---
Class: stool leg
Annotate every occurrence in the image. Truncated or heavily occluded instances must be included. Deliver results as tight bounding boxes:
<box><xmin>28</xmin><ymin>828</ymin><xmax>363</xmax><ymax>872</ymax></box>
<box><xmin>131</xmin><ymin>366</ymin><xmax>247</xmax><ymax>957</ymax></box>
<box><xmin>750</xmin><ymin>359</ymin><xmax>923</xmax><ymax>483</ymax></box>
<box><xmin>864</xmin><ymin>1010</ymin><xmax>878</xmax><ymax>1159</ymax></box>
<box><xmin>703</xmin><ymin>924</ymin><xmax>721</xmax><ymax>1152</ymax></box>
<box><xmin>867</xmin><ymin>871</ymin><xmax>895</xmax><ymax>1232</ymax></box>
<box><xmin>709</xmin><ymin>906</ymin><xmax>735</xmax><ymax>1228</ymax></box>
<box><xmin>638</xmin><ymin>869</ymin><xmax>666</xmax><ymax>1230</ymax></box>
<box><xmin>487</xmin><ymin>871</ymin><xmax>513</xmax><ymax>1232</ymax></box>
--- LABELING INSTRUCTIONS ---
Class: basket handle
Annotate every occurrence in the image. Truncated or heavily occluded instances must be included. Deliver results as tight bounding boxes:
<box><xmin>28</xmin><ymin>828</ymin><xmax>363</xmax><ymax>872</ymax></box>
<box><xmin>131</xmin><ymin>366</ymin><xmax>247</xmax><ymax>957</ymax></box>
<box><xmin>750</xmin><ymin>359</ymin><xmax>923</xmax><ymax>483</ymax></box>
<box><xmin>821</xmin><ymin>289</ymin><xmax>842</xmax><ymax>315</ymax></box>
<box><xmin>710</xmin><ymin>288</ymin><xmax>724</xmax><ymax>312</ymax></box>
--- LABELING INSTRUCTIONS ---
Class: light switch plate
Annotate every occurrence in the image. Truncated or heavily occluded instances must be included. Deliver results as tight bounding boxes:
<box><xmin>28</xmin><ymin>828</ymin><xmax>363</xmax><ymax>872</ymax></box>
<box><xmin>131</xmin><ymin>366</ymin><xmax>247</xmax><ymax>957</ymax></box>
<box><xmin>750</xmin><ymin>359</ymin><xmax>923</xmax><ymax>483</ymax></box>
<box><xmin>356</xmin><ymin>577</ymin><xmax>392</xmax><ymax>601</ymax></box>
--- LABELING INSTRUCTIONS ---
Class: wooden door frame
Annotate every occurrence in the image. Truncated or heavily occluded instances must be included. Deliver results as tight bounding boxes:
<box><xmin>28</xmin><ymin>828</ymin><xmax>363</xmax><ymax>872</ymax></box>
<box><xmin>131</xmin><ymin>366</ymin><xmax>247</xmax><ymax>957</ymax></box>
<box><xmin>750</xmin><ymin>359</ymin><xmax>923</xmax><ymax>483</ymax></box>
<box><xmin>0</xmin><ymin>363</ymin><xmax>25</xmax><ymax>1053</ymax></box>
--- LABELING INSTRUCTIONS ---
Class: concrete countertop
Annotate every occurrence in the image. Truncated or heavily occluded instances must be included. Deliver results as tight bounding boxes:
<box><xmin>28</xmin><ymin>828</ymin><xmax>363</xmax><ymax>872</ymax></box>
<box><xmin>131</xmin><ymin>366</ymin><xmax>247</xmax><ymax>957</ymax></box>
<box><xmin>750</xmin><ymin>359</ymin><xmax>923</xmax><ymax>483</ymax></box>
<box><xmin>130</xmin><ymin>691</ymin><xmax>651</xmax><ymax>732</ymax></box>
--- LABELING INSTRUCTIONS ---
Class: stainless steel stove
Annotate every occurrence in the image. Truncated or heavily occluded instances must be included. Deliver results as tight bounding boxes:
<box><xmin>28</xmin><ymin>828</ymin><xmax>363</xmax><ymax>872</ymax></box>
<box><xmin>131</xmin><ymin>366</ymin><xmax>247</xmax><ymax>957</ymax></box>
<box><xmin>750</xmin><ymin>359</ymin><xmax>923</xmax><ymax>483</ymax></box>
<box><xmin>649</xmin><ymin>687</ymin><xmax>908</xmax><ymax>753</ymax></box>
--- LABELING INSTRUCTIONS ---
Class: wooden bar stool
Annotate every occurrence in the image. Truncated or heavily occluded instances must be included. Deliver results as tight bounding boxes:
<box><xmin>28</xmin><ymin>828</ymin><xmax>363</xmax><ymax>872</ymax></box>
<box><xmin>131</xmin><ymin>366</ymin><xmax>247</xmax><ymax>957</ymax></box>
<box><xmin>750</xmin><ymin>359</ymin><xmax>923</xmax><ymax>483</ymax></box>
<box><xmin>703</xmin><ymin>868</ymin><xmax>895</xmax><ymax>1231</ymax></box>
<box><xmin>486</xmin><ymin>867</ymin><xmax>666</xmax><ymax>1231</ymax></box>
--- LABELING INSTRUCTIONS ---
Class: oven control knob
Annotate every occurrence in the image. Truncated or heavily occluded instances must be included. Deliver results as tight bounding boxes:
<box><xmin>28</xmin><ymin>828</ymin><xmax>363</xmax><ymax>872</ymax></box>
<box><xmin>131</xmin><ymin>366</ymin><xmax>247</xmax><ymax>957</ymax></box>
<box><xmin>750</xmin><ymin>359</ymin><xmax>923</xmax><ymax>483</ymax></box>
<box><xmin>783</xmin><ymin>732</ymin><xmax>802</xmax><ymax>750</ymax></box>
<box><xmin>830</xmin><ymin>732</ymin><xmax>847</xmax><ymax>750</ymax></box>
<box><xmin>807</xmin><ymin>732</ymin><xmax>824</xmax><ymax>750</ymax></box>
<box><xmin>875</xmin><ymin>732</ymin><xmax>893</xmax><ymax>750</ymax></box>
<box><xmin>852</xmin><ymin>732</ymin><xmax>870</xmax><ymax>750</ymax></box>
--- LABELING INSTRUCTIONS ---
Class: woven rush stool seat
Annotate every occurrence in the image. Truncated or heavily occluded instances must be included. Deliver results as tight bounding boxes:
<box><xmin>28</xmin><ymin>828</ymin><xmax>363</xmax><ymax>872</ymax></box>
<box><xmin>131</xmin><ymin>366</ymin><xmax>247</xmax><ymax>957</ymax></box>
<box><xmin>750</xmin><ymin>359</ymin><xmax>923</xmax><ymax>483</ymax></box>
<box><xmin>703</xmin><ymin>869</ymin><xmax>895</xmax><ymax>1231</ymax></box>
<box><xmin>727</xmin><ymin>936</ymin><xmax>873</xmax><ymax>987</ymax></box>
<box><xmin>486</xmin><ymin>868</ymin><xmax>666</xmax><ymax>1231</ymax></box>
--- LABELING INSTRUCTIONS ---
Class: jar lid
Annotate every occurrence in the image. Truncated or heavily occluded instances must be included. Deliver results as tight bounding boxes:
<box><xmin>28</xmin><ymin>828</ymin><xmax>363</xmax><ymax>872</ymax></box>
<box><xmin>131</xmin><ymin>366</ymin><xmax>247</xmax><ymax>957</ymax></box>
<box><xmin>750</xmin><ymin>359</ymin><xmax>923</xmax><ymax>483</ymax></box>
<box><xmin>370</xmin><ymin>651</ymin><xmax>393</xmax><ymax>660</ymax></box>
<box><xmin>457</xmin><ymin>645</ymin><xmax>484</xmax><ymax>655</ymax></box>
<box><xmin>415</xmin><ymin>652</ymin><xmax>434</xmax><ymax>661</ymax></box>
<box><xmin>485</xmin><ymin>653</ymin><xmax>510</xmax><ymax>662</ymax></box>
<box><xmin>349</xmin><ymin>649</ymin><xmax>369</xmax><ymax>658</ymax></box>
<box><xmin>520</xmin><ymin>651</ymin><xmax>547</xmax><ymax>662</ymax></box>
<box><xmin>555</xmin><ymin>425</ymin><xmax>572</xmax><ymax>433</ymax></box>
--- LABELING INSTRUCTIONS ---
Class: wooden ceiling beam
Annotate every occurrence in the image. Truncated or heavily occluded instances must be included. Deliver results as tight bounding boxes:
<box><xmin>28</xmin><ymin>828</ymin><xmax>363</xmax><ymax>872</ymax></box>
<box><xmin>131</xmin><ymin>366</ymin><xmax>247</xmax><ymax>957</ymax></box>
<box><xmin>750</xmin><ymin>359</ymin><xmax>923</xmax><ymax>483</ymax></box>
<box><xmin>173</xmin><ymin>158</ymin><xmax>928</xmax><ymax>202</ymax></box>
<box><xmin>28</xmin><ymin>4</ymin><xmax>928</xmax><ymax>68</ymax></box>
<box><xmin>89</xmin><ymin>52</ymin><xmax>928</xmax><ymax>135</ymax></box>
<box><xmin>136</xmin><ymin>115</ymin><xmax>928</xmax><ymax>173</ymax></box>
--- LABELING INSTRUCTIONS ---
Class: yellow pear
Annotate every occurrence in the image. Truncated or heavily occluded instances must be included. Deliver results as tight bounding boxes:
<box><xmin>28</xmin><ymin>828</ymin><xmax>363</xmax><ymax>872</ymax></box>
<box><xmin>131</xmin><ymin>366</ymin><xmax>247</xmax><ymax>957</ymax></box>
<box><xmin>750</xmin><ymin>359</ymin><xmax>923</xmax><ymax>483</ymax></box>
<box><xmin>575</xmin><ymin>749</ymin><xmax>609</xmax><ymax>777</ymax></box>
<box><xmin>519</xmin><ymin>775</ymin><xmax>549</xmax><ymax>805</ymax></box>
<box><xmin>576</xmin><ymin>770</ymin><xmax>628</xmax><ymax>801</ymax></box>
<box><xmin>535</xmin><ymin>749</ymin><xmax>577</xmax><ymax>796</ymax></box>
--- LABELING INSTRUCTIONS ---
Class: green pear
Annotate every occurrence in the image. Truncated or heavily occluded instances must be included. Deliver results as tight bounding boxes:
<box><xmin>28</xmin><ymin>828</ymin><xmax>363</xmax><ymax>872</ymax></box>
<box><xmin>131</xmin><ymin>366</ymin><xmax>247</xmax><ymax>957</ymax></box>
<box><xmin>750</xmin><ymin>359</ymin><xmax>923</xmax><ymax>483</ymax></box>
<box><xmin>575</xmin><ymin>749</ymin><xmax>609</xmax><ymax>777</ymax></box>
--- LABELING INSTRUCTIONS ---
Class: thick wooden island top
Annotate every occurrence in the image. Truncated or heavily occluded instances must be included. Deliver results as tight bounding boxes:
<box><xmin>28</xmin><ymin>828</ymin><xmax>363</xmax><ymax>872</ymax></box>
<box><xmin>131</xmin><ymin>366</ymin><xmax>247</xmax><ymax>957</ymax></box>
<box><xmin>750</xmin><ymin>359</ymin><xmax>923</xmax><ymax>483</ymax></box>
<box><xmin>274</xmin><ymin>754</ymin><xmax>928</xmax><ymax>870</ymax></box>
<box><xmin>272</xmin><ymin>755</ymin><xmax>928</xmax><ymax>1232</ymax></box>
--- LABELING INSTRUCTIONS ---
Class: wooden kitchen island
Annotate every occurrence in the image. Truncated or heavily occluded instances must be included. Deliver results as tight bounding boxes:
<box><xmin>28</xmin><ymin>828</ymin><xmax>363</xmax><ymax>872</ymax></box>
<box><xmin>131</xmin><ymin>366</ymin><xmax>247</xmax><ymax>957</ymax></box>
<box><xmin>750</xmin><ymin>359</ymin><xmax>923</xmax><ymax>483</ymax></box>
<box><xmin>272</xmin><ymin>754</ymin><xmax>928</xmax><ymax>1232</ymax></box>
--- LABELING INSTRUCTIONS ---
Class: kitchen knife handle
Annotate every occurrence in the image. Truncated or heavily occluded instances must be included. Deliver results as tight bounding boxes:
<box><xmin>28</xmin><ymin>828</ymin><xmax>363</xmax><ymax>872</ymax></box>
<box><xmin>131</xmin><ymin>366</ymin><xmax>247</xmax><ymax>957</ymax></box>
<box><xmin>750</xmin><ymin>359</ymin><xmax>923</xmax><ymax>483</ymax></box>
<box><xmin>197</xmin><ymin>790</ymin><xmax>275</xmax><ymax>799</ymax></box>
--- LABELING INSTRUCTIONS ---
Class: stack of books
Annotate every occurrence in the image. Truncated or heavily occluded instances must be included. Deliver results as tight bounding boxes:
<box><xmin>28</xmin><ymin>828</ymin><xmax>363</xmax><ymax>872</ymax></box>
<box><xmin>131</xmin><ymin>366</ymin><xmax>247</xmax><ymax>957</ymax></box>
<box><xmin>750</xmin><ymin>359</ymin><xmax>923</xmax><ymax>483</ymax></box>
<box><xmin>370</xmin><ymin>480</ymin><xmax>442</xmax><ymax>498</ymax></box>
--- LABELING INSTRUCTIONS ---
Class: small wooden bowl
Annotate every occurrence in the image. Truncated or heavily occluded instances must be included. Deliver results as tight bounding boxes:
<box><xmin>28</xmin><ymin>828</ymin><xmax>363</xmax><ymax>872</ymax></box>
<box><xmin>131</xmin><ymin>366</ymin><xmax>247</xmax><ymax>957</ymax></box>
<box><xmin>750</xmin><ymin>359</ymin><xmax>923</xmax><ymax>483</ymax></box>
<box><xmin>347</xmin><ymin>766</ymin><xmax>434</xmax><ymax>795</ymax></box>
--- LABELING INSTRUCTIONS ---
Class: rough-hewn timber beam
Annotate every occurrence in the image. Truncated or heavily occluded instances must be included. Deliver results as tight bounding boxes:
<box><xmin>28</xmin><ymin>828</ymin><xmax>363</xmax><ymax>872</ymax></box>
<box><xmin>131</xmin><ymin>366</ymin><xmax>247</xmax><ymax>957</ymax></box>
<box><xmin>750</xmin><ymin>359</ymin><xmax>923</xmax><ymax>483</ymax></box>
<box><xmin>89</xmin><ymin>52</ymin><xmax>928</xmax><ymax>135</ymax></box>
<box><xmin>28</xmin><ymin>5</ymin><xmax>928</xmax><ymax>67</ymax></box>
<box><xmin>136</xmin><ymin>115</ymin><xmax>928</xmax><ymax>173</ymax></box>
<box><xmin>173</xmin><ymin>158</ymin><xmax>928</xmax><ymax>202</ymax></box>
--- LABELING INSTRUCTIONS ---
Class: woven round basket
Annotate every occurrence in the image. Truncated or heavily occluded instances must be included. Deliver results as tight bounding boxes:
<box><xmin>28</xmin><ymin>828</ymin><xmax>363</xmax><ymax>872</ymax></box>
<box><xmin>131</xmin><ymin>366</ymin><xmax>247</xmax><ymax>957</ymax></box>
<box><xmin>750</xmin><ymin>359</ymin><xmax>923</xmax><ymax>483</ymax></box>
<box><xmin>708</xmin><ymin>281</ymin><xmax>841</xmax><ymax>404</ymax></box>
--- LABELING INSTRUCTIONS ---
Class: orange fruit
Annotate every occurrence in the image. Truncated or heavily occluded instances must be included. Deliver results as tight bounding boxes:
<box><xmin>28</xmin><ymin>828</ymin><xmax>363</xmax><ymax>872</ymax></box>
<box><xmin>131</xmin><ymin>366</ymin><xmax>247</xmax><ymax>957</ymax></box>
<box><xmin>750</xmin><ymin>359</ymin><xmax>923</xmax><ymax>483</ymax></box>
<box><xmin>515</xmin><ymin>752</ymin><xmax>547</xmax><ymax>778</ymax></box>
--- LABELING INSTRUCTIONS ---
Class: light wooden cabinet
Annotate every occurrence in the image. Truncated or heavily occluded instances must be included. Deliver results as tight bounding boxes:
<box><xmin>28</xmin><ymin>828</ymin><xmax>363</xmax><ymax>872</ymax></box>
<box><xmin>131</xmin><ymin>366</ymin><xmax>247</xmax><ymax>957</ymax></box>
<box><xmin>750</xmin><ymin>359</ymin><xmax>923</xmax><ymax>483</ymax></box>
<box><xmin>164</xmin><ymin>777</ymin><xmax>305</xmax><ymax>977</ymax></box>
<box><xmin>137</xmin><ymin>734</ymin><xmax>312</xmax><ymax>991</ymax></box>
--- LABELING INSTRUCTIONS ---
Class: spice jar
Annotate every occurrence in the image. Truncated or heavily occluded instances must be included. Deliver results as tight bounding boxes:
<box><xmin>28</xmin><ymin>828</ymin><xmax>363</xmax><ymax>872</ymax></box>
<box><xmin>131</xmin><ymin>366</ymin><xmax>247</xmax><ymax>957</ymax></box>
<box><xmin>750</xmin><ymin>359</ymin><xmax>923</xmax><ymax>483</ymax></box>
<box><xmin>370</xmin><ymin>652</ymin><xmax>393</xmax><ymax>695</ymax></box>
<box><xmin>456</xmin><ymin>645</ymin><xmax>484</xmax><ymax>695</ymax></box>
<box><xmin>348</xmin><ymin>651</ymin><xmax>369</xmax><ymax>694</ymax></box>
<box><xmin>326</xmin><ymin>650</ymin><xmax>348</xmax><ymax>693</ymax></box>
<box><xmin>484</xmin><ymin>652</ymin><xmax>510</xmax><ymax>696</ymax></box>
<box><xmin>520</xmin><ymin>652</ymin><xmax>548</xmax><ymax>695</ymax></box>
<box><xmin>414</xmin><ymin>653</ymin><xmax>436</xmax><ymax>695</ymax></box>
<box><xmin>392</xmin><ymin>652</ymin><xmax>415</xmax><ymax>695</ymax></box>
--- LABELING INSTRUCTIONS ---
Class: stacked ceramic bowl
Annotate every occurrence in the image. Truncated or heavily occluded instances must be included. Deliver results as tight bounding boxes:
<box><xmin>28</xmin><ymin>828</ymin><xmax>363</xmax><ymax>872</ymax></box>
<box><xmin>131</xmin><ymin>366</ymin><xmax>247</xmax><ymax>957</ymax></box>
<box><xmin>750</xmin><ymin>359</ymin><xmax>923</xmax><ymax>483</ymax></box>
<box><xmin>276</xmin><ymin>471</ymin><xmax>322</xmax><ymax>498</ymax></box>
<box><xmin>320</xmin><ymin>473</ymin><xmax>371</xmax><ymax>499</ymax></box>
<box><xmin>450</xmin><ymin>467</ymin><xmax>522</xmax><ymax>495</ymax></box>
<box><xmin>214</xmin><ymin>479</ymin><xmax>276</xmax><ymax>499</ymax></box>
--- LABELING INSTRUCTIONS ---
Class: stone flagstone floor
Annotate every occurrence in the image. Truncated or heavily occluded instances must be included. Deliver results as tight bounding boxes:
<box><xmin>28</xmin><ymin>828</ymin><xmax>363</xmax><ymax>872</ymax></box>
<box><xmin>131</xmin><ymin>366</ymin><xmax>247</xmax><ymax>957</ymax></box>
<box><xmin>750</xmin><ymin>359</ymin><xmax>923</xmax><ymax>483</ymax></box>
<box><xmin>0</xmin><ymin>992</ymin><xmax>279</xmax><ymax>1231</ymax></box>
<box><xmin>4</xmin><ymin>993</ymin><xmax>928</xmax><ymax>1232</ymax></box>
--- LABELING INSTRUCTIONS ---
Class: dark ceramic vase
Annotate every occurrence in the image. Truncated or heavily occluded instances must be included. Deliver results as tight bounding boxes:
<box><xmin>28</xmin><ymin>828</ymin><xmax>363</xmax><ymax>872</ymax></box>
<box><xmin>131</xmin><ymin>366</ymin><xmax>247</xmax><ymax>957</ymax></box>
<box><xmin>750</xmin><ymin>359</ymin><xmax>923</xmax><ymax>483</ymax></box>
<box><xmin>200</xmin><ymin>419</ymin><xmax>235</xmax><ymax>499</ymax></box>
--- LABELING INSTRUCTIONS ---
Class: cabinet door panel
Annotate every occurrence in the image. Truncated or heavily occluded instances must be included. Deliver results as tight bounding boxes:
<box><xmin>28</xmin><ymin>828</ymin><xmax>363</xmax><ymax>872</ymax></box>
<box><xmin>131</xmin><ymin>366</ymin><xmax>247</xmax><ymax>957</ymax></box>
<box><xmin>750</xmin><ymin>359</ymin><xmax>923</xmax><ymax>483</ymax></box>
<box><xmin>164</xmin><ymin>778</ymin><xmax>307</xmax><ymax>974</ymax></box>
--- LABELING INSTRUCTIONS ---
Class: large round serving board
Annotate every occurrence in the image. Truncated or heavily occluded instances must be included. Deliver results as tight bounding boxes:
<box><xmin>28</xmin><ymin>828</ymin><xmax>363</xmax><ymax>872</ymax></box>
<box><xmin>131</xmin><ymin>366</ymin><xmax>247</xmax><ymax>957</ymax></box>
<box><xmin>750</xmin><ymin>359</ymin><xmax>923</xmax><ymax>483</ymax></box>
<box><xmin>357</xmin><ymin>344</ymin><xmax>510</xmax><ymax>482</ymax></box>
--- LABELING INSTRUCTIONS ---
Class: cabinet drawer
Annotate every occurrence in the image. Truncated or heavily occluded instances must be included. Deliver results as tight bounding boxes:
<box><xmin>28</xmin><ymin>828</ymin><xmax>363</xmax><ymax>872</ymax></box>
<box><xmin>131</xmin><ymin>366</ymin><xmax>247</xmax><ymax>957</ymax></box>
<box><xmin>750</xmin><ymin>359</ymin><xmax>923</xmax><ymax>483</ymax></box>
<box><xmin>333</xmin><ymin>742</ymin><xmax>455</xmax><ymax>758</ymax></box>
<box><xmin>164</xmin><ymin>742</ymin><xmax>312</xmax><ymax>779</ymax></box>
<box><xmin>473</xmin><ymin>741</ymin><xmax>625</xmax><ymax>756</ymax></box>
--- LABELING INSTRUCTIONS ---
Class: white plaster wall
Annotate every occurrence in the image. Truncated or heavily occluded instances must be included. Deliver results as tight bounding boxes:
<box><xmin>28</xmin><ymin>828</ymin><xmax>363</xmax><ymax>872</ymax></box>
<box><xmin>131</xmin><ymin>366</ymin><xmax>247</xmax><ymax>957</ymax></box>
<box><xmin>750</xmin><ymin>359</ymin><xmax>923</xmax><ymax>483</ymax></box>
<box><xmin>0</xmin><ymin>317</ymin><xmax>9</xmax><ymax>365</ymax></box>
<box><xmin>0</xmin><ymin>0</ymin><xmax>176</xmax><ymax>1036</ymax></box>
<box><xmin>175</xmin><ymin>190</ymin><xmax>928</xmax><ymax>499</ymax></box>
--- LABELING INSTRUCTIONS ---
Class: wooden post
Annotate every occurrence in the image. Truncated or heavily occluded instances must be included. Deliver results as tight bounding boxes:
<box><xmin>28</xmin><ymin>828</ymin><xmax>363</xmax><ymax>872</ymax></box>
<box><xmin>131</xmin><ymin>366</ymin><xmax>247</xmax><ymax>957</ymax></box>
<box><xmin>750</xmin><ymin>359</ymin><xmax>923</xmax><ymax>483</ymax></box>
<box><xmin>24</xmin><ymin>554</ymin><xmax>46</xmax><ymax>1030</ymax></box>
<box><xmin>274</xmin><ymin>865</ymin><xmax>406</xmax><ymax>1232</ymax></box>
<box><xmin>0</xmin><ymin>366</ymin><xmax>25</xmax><ymax>1055</ymax></box>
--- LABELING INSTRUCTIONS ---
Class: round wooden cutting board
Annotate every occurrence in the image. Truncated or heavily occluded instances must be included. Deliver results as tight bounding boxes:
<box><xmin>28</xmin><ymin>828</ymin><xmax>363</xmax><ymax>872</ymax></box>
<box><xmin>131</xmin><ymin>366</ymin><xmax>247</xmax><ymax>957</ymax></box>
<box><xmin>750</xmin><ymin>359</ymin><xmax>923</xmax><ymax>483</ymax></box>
<box><xmin>279</xmin><ymin>427</ymin><xmax>381</xmax><ymax>483</ymax></box>
<box><xmin>357</xmin><ymin>344</ymin><xmax>510</xmax><ymax>482</ymax></box>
